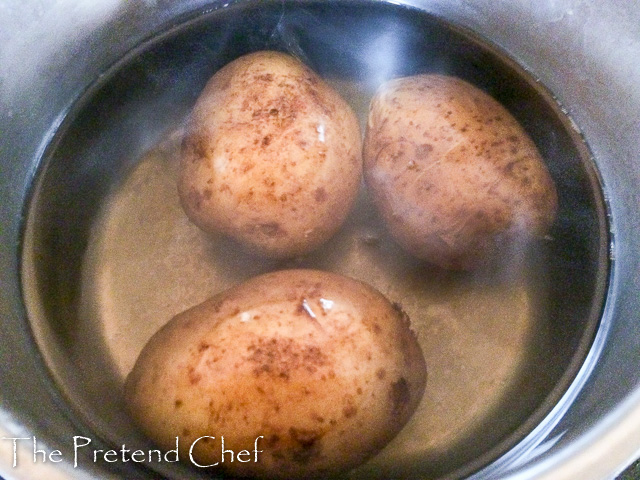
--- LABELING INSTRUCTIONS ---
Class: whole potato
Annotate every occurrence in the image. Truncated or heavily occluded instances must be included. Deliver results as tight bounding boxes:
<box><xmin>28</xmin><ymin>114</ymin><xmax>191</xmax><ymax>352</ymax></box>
<box><xmin>124</xmin><ymin>269</ymin><xmax>426</xmax><ymax>479</ymax></box>
<box><xmin>363</xmin><ymin>74</ymin><xmax>558</xmax><ymax>270</ymax></box>
<box><xmin>179</xmin><ymin>51</ymin><xmax>362</xmax><ymax>258</ymax></box>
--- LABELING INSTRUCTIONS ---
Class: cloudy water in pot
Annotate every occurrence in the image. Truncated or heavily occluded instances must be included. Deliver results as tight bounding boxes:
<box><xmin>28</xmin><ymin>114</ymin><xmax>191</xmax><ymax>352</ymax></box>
<box><xmin>21</xmin><ymin>2</ymin><xmax>609</xmax><ymax>479</ymax></box>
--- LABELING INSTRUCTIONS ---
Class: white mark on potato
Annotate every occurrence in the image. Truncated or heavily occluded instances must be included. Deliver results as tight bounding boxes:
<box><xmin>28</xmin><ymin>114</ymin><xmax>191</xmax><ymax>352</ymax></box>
<box><xmin>361</xmin><ymin>232</ymin><xmax>380</xmax><ymax>246</ymax></box>
<box><xmin>213</xmin><ymin>155</ymin><xmax>229</xmax><ymax>173</ymax></box>
<box><xmin>319</xmin><ymin>298</ymin><xmax>334</xmax><ymax>313</ymax></box>
<box><xmin>301</xmin><ymin>299</ymin><xmax>317</xmax><ymax>319</ymax></box>
<box><xmin>241</xmin><ymin>312</ymin><xmax>252</xmax><ymax>323</ymax></box>
<box><xmin>316</xmin><ymin>123</ymin><xmax>326</xmax><ymax>143</ymax></box>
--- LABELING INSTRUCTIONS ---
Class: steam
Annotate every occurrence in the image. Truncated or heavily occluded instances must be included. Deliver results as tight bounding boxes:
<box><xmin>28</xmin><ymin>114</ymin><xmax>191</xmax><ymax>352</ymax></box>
<box><xmin>366</xmin><ymin>30</ymin><xmax>400</xmax><ymax>89</ymax></box>
<box><xmin>0</xmin><ymin>0</ymin><xmax>122</xmax><ymax>99</ymax></box>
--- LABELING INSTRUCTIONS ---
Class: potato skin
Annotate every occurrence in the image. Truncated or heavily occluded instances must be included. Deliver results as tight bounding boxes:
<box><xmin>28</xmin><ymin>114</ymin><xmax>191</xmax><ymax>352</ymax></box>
<box><xmin>124</xmin><ymin>270</ymin><xmax>426</xmax><ymax>479</ymax></box>
<box><xmin>179</xmin><ymin>51</ymin><xmax>362</xmax><ymax>258</ymax></box>
<box><xmin>363</xmin><ymin>74</ymin><xmax>558</xmax><ymax>270</ymax></box>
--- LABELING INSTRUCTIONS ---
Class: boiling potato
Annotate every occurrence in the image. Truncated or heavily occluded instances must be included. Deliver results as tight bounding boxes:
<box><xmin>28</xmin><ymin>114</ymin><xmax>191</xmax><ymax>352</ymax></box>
<box><xmin>125</xmin><ymin>269</ymin><xmax>426</xmax><ymax>479</ymax></box>
<box><xmin>179</xmin><ymin>51</ymin><xmax>362</xmax><ymax>258</ymax></box>
<box><xmin>363</xmin><ymin>74</ymin><xmax>558</xmax><ymax>270</ymax></box>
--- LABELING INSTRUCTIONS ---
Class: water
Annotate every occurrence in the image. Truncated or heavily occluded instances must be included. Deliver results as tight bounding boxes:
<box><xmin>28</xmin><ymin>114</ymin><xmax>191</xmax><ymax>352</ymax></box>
<box><xmin>22</xmin><ymin>2</ymin><xmax>607</xmax><ymax>478</ymax></box>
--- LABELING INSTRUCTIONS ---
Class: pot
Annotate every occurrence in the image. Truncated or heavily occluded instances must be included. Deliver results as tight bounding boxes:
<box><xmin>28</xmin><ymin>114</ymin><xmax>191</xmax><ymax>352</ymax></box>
<box><xmin>0</xmin><ymin>1</ymin><xmax>638</xmax><ymax>479</ymax></box>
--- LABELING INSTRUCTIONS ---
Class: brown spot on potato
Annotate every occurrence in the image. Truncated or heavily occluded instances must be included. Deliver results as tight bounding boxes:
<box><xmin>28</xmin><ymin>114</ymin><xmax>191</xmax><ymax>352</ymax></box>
<box><xmin>504</xmin><ymin>160</ymin><xmax>521</xmax><ymax>175</ymax></box>
<box><xmin>265</xmin><ymin>433</ymin><xmax>280</xmax><ymax>447</ymax></box>
<box><xmin>417</xmin><ymin>143</ymin><xmax>434</xmax><ymax>157</ymax></box>
<box><xmin>343</xmin><ymin>404</ymin><xmax>358</xmax><ymax>418</ymax></box>
<box><xmin>175</xmin><ymin>399</ymin><xmax>183</xmax><ymax>408</ymax></box>
<box><xmin>247</xmin><ymin>337</ymin><xmax>328</xmax><ymax>378</ymax></box>
<box><xmin>257</xmin><ymin>222</ymin><xmax>284</xmax><ymax>237</ymax></box>
<box><xmin>187</xmin><ymin>366</ymin><xmax>201</xmax><ymax>385</ymax></box>
<box><xmin>182</xmin><ymin>134</ymin><xmax>209</xmax><ymax>160</ymax></box>
<box><xmin>376</xmin><ymin>368</ymin><xmax>386</xmax><ymax>380</ymax></box>
<box><xmin>390</xmin><ymin>377</ymin><xmax>411</xmax><ymax>417</ymax></box>
<box><xmin>272</xmin><ymin>450</ymin><xmax>286</xmax><ymax>461</ymax></box>
<box><xmin>289</xmin><ymin>427</ymin><xmax>323</xmax><ymax>463</ymax></box>
<box><xmin>262</xmin><ymin>135</ymin><xmax>272</xmax><ymax>147</ymax></box>
<box><xmin>391</xmin><ymin>302</ymin><xmax>410</xmax><ymax>326</ymax></box>
<box><xmin>304</xmin><ymin>83</ymin><xmax>333</xmax><ymax>117</ymax></box>
<box><xmin>314</xmin><ymin>187</ymin><xmax>328</xmax><ymax>203</ymax></box>
<box><xmin>185</xmin><ymin>188</ymin><xmax>205</xmax><ymax>210</ymax></box>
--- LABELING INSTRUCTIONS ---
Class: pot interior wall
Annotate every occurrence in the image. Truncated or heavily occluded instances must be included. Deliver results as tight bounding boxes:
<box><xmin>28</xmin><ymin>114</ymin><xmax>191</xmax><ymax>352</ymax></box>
<box><xmin>21</xmin><ymin>1</ymin><xmax>609</xmax><ymax>479</ymax></box>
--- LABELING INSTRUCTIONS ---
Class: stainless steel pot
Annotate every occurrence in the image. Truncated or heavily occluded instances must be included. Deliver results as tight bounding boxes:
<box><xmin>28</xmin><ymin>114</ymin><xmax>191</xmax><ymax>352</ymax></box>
<box><xmin>1</xmin><ymin>1</ymin><xmax>638</xmax><ymax>479</ymax></box>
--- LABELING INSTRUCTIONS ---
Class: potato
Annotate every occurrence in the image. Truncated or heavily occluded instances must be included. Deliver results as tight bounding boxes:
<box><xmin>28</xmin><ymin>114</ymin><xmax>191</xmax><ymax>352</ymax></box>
<box><xmin>179</xmin><ymin>51</ymin><xmax>362</xmax><ymax>258</ymax></box>
<box><xmin>124</xmin><ymin>269</ymin><xmax>426</xmax><ymax>479</ymax></box>
<box><xmin>363</xmin><ymin>74</ymin><xmax>558</xmax><ymax>270</ymax></box>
